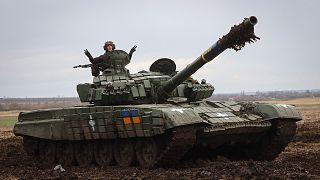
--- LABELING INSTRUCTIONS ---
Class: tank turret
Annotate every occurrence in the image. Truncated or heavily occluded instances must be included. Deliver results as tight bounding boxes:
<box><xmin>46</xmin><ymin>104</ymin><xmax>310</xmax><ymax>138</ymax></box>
<box><xmin>76</xmin><ymin>16</ymin><xmax>259</xmax><ymax>105</ymax></box>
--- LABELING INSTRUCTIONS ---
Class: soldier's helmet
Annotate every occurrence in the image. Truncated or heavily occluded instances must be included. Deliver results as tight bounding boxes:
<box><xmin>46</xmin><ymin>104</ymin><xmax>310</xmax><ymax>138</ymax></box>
<box><xmin>104</xmin><ymin>41</ymin><xmax>116</xmax><ymax>51</ymax></box>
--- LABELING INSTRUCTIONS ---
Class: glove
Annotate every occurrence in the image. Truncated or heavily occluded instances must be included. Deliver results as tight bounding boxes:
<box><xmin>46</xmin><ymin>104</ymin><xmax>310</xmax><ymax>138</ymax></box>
<box><xmin>129</xmin><ymin>45</ymin><xmax>137</xmax><ymax>54</ymax></box>
<box><xmin>84</xmin><ymin>49</ymin><xmax>93</xmax><ymax>60</ymax></box>
<box><xmin>84</xmin><ymin>49</ymin><xmax>90</xmax><ymax>56</ymax></box>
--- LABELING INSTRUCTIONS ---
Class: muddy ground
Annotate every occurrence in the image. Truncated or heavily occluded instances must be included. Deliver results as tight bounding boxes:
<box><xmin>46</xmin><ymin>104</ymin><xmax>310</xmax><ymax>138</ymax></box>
<box><xmin>0</xmin><ymin>108</ymin><xmax>319</xmax><ymax>180</ymax></box>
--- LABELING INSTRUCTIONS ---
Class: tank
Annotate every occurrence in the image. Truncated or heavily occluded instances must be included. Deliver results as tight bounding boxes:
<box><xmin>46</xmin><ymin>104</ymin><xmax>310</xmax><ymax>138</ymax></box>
<box><xmin>14</xmin><ymin>16</ymin><xmax>301</xmax><ymax>168</ymax></box>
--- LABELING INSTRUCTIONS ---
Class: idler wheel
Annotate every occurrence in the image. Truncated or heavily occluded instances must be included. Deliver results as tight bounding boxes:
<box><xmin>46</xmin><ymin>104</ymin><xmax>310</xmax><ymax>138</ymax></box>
<box><xmin>23</xmin><ymin>136</ymin><xmax>39</xmax><ymax>155</ymax></box>
<box><xmin>74</xmin><ymin>141</ymin><xmax>93</xmax><ymax>166</ymax></box>
<box><xmin>136</xmin><ymin>137</ymin><xmax>160</xmax><ymax>168</ymax></box>
<box><xmin>93</xmin><ymin>140</ymin><xmax>113</xmax><ymax>166</ymax></box>
<box><xmin>39</xmin><ymin>140</ymin><xmax>56</xmax><ymax>164</ymax></box>
<box><xmin>56</xmin><ymin>141</ymin><xmax>74</xmax><ymax>166</ymax></box>
<box><xmin>113</xmin><ymin>139</ymin><xmax>136</xmax><ymax>167</ymax></box>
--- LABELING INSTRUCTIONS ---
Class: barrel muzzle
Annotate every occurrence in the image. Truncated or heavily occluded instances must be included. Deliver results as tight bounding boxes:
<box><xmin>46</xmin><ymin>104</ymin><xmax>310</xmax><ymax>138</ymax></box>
<box><xmin>248</xmin><ymin>16</ymin><xmax>258</xmax><ymax>25</ymax></box>
<box><xmin>219</xmin><ymin>16</ymin><xmax>260</xmax><ymax>51</ymax></box>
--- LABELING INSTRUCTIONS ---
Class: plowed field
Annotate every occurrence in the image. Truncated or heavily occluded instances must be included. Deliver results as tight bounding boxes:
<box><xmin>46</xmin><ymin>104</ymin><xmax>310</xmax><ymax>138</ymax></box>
<box><xmin>0</xmin><ymin>101</ymin><xmax>319</xmax><ymax>179</ymax></box>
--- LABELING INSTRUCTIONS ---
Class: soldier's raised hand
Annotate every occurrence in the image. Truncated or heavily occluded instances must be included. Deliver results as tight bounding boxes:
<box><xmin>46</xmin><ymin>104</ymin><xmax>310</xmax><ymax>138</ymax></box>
<box><xmin>84</xmin><ymin>49</ymin><xmax>90</xmax><ymax>56</ymax></box>
<box><xmin>84</xmin><ymin>49</ymin><xmax>93</xmax><ymax>60</ymax></box>
<box><xmin>130</xmin><ymin>45</ymin><xmax>137</xmax><ymax>54</ymax></box>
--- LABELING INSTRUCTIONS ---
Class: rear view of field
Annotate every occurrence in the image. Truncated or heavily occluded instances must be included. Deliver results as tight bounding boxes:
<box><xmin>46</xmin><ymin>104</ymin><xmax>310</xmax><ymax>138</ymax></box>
<box><xmin>0</xmin><ymin>98</ymin><xmax>319</xmax><ymax>179</ymax></box>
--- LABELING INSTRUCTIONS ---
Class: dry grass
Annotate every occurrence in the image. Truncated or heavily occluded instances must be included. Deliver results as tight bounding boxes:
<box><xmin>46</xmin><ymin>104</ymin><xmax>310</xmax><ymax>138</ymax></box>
<box><xmin>0</xmin><ymin>111</ymin><xmax>20</xmax><ymax>117</ymax></box>
<box><xmin>262</xmin><ymin>97</ymin><xmax>320</xmax><ymax>106</ymax></box>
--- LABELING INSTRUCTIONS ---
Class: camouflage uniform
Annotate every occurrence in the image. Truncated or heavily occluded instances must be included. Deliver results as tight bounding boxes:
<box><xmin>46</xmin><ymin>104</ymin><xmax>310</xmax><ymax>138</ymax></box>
<box><xmin>85</xmin><ymin>41</ymin><xmax>136</xmax><ymax>76</ymax></box>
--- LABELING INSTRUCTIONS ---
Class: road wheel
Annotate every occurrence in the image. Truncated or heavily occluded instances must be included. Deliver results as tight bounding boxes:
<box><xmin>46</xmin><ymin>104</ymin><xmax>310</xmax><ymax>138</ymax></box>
<box><xmin>136</xmin><ymin>137</ymin><xmax>160</xmax><ymax>168</ymax></box>
<box><xmin>56</xmin><ymin>141</ymin><xmax>74</xmax><ymax>166</ymax></box>
<box><xmin>113</xmin><ymin>139</ymin><xmax>136</xmax><ymax>167</ymax></box>
<box><xmin>93</xmin><ymin>140</ymin><xmax>113</xmax><ymax>166</ymax></box>
<box><xmin>74</xmin><ymin>141</ymin><xmax>93</xmax><ymax>166</ymax></box>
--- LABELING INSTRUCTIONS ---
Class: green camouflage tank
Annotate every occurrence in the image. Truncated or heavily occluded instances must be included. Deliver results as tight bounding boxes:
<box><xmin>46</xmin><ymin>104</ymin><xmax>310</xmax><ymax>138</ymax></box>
<box><xmin>14</xmin><ymin>16</ymin><xmax>301</xmax><ymax>168</ymax></box>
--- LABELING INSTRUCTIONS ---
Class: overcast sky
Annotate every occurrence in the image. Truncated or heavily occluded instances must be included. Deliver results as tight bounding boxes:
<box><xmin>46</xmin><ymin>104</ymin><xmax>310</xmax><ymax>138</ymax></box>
<box><xmin>0</xmin><ymin>0</ymin><xmax>319</xmax><ymax>98</ymax></box>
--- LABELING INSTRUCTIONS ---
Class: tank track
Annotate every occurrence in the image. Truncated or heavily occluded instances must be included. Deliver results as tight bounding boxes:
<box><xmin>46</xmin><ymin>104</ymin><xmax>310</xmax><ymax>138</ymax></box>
<box><xmin>151</xmin><ymin>120</ymin><xmax>270</xmax><ymax>167</ymax></box>
<box><xmin>153</xmin><ymin>125</ymin><xmax>197</xmax><ymax>168</ymax></box>
<box><xmin>21</xmin><ymin>119</ymin><xmax>297</xmax><ymax>167</ymax></box>
<box><xmin>21</xmin><ymin>125</ymin><xmax>199</xmax><ymax>168</ymax></box>
<box><xmin>222</xmin><ymin>118</ymin><xmax>298</xmax><ymax>161</ymax></box>
<box><xmin>255</xmin><ymin>118</ymin><xmax>297</xmax><ymax>160</ymax></box>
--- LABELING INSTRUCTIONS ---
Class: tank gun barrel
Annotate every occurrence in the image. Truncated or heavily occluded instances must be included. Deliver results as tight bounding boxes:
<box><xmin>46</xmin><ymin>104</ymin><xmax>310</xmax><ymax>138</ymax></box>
<box><xmin>157</xmin><ymin>16</ymin><xmax>259</xmax><ymax>102</ymax></box>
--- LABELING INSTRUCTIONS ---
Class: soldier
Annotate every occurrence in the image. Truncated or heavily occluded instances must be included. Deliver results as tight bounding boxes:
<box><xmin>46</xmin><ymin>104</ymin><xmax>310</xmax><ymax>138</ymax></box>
<box><xmin>84</xmin><ymin>41</ymin><xmax>137</xmax><ymax>76</ymax></box>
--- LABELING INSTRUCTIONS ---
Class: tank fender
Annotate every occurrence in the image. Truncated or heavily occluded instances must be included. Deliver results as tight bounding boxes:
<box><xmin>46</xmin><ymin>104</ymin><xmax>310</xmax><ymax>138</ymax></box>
<box><xmin>252</xmin><ymin>103</ymin><xmax>302</xmax><ymax>121</ymax></box>
<box><xmin>14</xmin><ymin>119</ymin><xmax>65</xmax><ymax>140</ymax></box>
<box><xmin>160</xmin><ymin>107</ymin><xmax>203</xmax><ymax>129</ymax></box>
